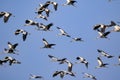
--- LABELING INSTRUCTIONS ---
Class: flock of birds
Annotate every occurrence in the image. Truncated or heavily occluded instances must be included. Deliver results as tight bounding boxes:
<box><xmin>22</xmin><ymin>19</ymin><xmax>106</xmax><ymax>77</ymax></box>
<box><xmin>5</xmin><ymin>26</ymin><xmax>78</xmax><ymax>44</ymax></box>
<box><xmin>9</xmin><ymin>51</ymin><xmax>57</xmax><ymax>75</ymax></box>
<box><xmin>0</xmin><ymin>0</ymin><xmax>120</xmax><ymax>80</ymax></box>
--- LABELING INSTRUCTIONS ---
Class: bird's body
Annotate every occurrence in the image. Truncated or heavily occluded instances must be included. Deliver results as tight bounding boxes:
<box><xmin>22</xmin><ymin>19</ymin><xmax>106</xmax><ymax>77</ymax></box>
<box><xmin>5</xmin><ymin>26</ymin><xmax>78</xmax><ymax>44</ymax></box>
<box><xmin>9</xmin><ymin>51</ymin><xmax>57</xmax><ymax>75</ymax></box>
<box><xmin>56</xmin><ymin>27</ymin><xmax>71</xmax><ymax>37</ymax></box>
<box><xmin>76</xmin><ymin>56</ymin><xmax>89</xmax><ymax>69</ymax></box>
<box><xmin>35</xmin><ymin>14</ymin><xmax>47</xmax><ymax>21</ymax></box>
<box><xmin>97</xmin><ymin>49</ymin><xmax>114</xmax><ymax>58</ymax></box>
<box><xmin>82</xmin><ymin>72</ymin><xmax>97</xmax><ymax>80</ymax></box>
<box><xmin>41</xmin><ymin>38</ymin><xmax>56</xmax><ymax>49</ymax></box>
<box><xmin>63</xmin><ymin>0</ymin><xmax>77</xmax><ymax>6</ymax></box>
<box><xmin>15</xmin><ymin>29</ymin><xmax>29</xmax><ymax>41</ymax></box>
<box><xmin>65</xmin><ymin>60</ymin><xmax>73</xmax><ymax>72</ymax></box>
<box><xmin>3</xmin><ymin>42</ymin><xmax>18</xmax><ymax>55</ymax></box>
<box><xmin>4</xmin><ymin>48</ymin><xmax>17</xmax><ymax>54</ymax></box>
<box><xmin>4</xmin><ymin>56</ymin><xmax>21</xmax><ymax>66</ymax></box>
<box><xmin>39</xmin><ymin>23</ymin><xmax>53</xmax><ymax>31</ymax></box>
<box><xmin>53</xmin><ymin>70</ymin><xmax>75</xmax><ymax>78</ymax></box>
<box><xmin>29</xmin><ymin>74</ymin><xmax>44</xmax><ymax>80</ymax></box>
<box><xmin>7</xmin><ymin>42</ymin><xmax>18</xmax><ymax>51</ymax></box>
<box><xmin>50</xmin><ymin>1</ymin><xmax>58</xmax><ymax>11</ymax></box>
<box><xmin>0</xmin><ymin>11</ymin><xmax>13</xmax><ymax>23</ymax></box>
<box><xmin>97</xmin><ymin>29</ymin><xmax>111</xmax><ymax>39</ymax></box>
<box><xmin>48</xmin><ymin>55</ymin><xmax>67</xmax><ymax>64</ymax></box>
<box><xmin>71</xmin><ymin>37</ymin><xmax>84</xmax><ymax>42</ymax></box>
<box><xmin>24</xmin><ymin>19</ymin><xmax>39</xmax><ymax>27</ymax></box>
<box><xmin>96</xmin><ymin>57</ymin><xmax>108</xmax><ymax>68</ymax></box>
<box><xmin>111</xmin><ymin>25</ymin><xmax>120</xmax><ymax>32</ymax></box>
<box><xmin>93</xmin><ymin>24</ymin><xmax>109</xmax><ymax>33</ymax></box>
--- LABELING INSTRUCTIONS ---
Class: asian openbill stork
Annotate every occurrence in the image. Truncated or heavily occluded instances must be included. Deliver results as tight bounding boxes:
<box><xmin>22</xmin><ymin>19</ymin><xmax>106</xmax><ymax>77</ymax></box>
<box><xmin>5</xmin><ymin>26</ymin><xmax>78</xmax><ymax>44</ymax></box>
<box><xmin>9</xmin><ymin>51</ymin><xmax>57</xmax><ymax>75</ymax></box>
<box><xmin>50</xmin><ymin>1</ymin><xmax>58</xmax><ymax>11</ymax></box>
<box><xmin>4</xmin><ymin>56</ymin><xmax>21</xmax><ymax>66</ymax></box>
<box><xmin>63</xmin><ymin>0</ymin><xmax>77</xmax><ymax>6</ymax></box>
<box><xmin>82</xmin><ymin>72</ymin><xmax>97</xmax><ymax>80</ymax></box>
<box><xmin>3</xmin><ymin>48</ymin><xmax>18</xmax><ymax>55</ymax></box>
<box><xmin>48</xmin><ymin>55</ymin><xmax>67</xmax><ymax>64</ymax></box>
<box><xmin>29</xmin><ymin>74</ymin><xmax>44</xmax><ymax>80</ymax></box>
<box><xmin>76</xmin><ymin>56</ymin><xmax>89</xmax><ymax>69</ymax></box>
<box><xmin>53</xmin><ymin>70</ymin><xmax>75</xmax><ymax>79</ymax></box>
<box><xmin>95</xmin><ymin>57</ymin><xmax>109</xmax><ymax>68</ymax></box>
<box><xmin>3</xmin><ymin>42</ymin><xmax>19</xmax><ymax>55</ymax></box>
<box><xmin>39</xmin><ymin>23</ymin><xmax>53</xmax><ymax>31</ymax></box>
<box><xmin>96</xmin><ymin>29</ymin><xmax>111</xmax><ymax>39</ymax></box>
<box><xmin>97</xmin><ymin>49</ymin><xmax>114</xmax><ymax>58</ymax></box>
<box><xmin>0</xmin><ymin>11</ymin><xmax>14</xmax><ymax>23</ymax></box>
<box><xmin>56</xmin><ymin>27</ymin><xmax>71</xmax><ymax>37</ymax></box>
<box><xmin>110</xmin><ymin>21</ymin><xmax>120</xmax><ymax>32</ymax></box>
<box><xmin>71</xmin><ymin>37</ymin><xmax>84</xmax><ymax>42</ymax></box>
<box><xmin>24</xmin><ymin>19</ymin><xmax>40</xmax><ymax>28</ymax></box>
<box><xmin>64</xmin><ymin>59</ymin><xmax>73</xmax><ymax>72</ymax></box>
<box><xmin>15</xmin><ymin>29</ymin><xmax>29</xmax><ymax>41</ymax></box>
<box><xmin>35</xmin><ymin>14</ymin><xmax>48</xmax><ymax>21</ymax></box>
<box><xmin>41</xmin><ymin>38</ymin><xmax>56</xmax><ymax>49</ymax></box>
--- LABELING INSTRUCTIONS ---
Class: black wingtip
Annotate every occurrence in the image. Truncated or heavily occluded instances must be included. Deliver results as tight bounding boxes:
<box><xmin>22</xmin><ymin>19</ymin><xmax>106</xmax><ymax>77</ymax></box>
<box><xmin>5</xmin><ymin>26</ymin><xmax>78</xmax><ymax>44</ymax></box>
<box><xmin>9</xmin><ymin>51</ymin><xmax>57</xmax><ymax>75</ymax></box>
<box><xmin>76</xmin><ymin>57</ymin><xmax>80</xmax><ymax>60</ymax></box>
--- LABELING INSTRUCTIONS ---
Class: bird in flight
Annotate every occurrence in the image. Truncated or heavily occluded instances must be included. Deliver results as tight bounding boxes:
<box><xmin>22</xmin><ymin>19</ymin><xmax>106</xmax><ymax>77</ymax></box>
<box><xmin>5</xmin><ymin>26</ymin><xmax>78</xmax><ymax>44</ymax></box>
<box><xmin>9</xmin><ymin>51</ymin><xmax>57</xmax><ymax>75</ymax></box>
<box><xmin>56</xmin><ymin>27</ymin><xmax>71</xmax><ymax>37</ymax></box>
<box><xmin>29</xmin><ymin>74</ymin><xmax>44</xmax><ymax>80</ymax></box>
<box><xmin>48</xmin><ymin>54</ymin><xmax>67</xmax><ymax>64</ymax></box>
<box><xmin>38</xmin><ymin>23</ymin><xmax>53</xmax><ymax>31</ymax></box>
<box><xmin>15</xmin><ymin>29</ymin><xmax>29</xmax><ymax>41</ymax></box>
<box><xmin>76</xmin><ymin>56</ymin><xmax>89</xmax><ymax>69</ymax></box>
<box><xmin>0</xmin><ymin>11</ymin><xmax>14</xmax><ymax>23</ymax></box>
<box><xmin>41</xmin><ymin>38</ymin><xmax>56</xmax><ymax>49</ymax></box>
<box><xmin>97</xmin><ymin>49</ymin><xmax>114</xmax><ymax>58</ymax></box>
<box><xmin>95</xmin><ymin>57</ymin><xmax>109</xmax><ymax>68</ymax></box>
<box><xmin>82</xmin><ymin>72</ymin><xmax>97</xmax><ymax>80</ymax></box>
<box><xmin>53</xmin><ymin>70</ymin><xmax>75</xmax><ymax>79</ymax></box>
<box><xmin>63</xmin><ymin>0</ymin><xmax>77</xmax><ymax>6</ymax></box>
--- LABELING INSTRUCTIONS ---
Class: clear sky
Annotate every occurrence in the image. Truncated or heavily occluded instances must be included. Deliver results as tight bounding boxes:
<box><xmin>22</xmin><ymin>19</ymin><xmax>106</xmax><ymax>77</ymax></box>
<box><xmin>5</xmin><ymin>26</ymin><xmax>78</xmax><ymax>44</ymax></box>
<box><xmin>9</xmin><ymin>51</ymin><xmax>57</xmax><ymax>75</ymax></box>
<box><xmin>0</xmin><ymin>0</ymin><xmax>120</xmax><ymax>80</ymax></box>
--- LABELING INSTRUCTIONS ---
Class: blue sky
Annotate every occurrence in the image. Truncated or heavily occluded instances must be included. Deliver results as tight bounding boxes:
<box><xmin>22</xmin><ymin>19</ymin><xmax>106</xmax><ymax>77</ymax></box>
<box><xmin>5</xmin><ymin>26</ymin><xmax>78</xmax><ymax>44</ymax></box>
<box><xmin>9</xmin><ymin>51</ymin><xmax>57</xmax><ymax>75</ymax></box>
<box><xmin>0</xmin><ymin>0</ymin><xmax>120</xmax><ymax>80</ymax></box>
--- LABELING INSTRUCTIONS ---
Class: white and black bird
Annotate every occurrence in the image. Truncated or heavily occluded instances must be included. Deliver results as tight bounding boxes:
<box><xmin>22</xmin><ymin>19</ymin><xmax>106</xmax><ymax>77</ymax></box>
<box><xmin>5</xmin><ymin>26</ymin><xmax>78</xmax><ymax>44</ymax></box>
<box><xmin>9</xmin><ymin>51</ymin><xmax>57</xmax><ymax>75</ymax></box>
<box><xmin>35</xmin><ymin>14</ymin><xmax>48</xmax><ymax>21</ymax></box>
<box><xmin>96</xmin><ymin>29</ymin><xmax>111</xmax><ymax>39</ymax></box>
<box><xmin>82</xmin><ymin>72</ymin><xmax>97</xmax><ymax>80</ymax></box>
<box><xmin>7</xmin><ymin>42</ymin><xmax>18</xmax><ymax>51</ymax></box>
<box><xmin>39</xmin><ymin>23</ymin><xmax>53</xmax><ymax>31</ymax></box>
<box><xmin>37</xmin><ymin>1</ymin><xmax>51</xmax><ymax>11</ymax></box>
<box><xmin>64</xmin><ymin>60</ymin><xmax>73</xmax><ymax>72</ymax></box>
<box><xmin>110</xmin><ymin>21</ymin><xmax>120</xmax><ymax>32</ymax></box>
<box><xmin>56</xmin><ymin>27</ymin><xmax>71</xmax><ymax>37</ymax></box>
<box><xmin>15</xmin><ymin>29</ymin><xmax>29</xmax><ymax>41</ymax></box>
<box><xmin>93</xmin><ymin>24</ymin><xmax>109</xmax><ymax>33</ymax></box>
<box><xmin>24</xmin><ymin>19</ymin><xmax>40</xmax><ymax>27</ymax></box>
<box><xmin>63</xmin><ymin>0</ymin><xmax>77</xmax><ymax>6</ymax></box>
<box><xmin>3</xmin><ymin>42</ymin><xmax>18</xmax><ymax>55</ymax></box>
<box><xmin>50</xmin><ymin>1</ymin><xmax>58</xmax><ymax>11</ymax></box>
<box><xmin>97</xmin><ymin>49</ymin><xmax>114</xmax><ymax>58</ymax></box>
<box><xmin>36</xmin><ymin>8</ymin><xmax>51</xmax><ymax>17</ymax></box>
<box><xmin>53</xmin><ymin>70</ymin><xmax>75</xmax><ymax>79</ymax></box>
<box><xmin>48</xmin><ymin>55</ymin><xmax>67</xmax><ymax>64</ymax></box>
<box><xmin>29</xmin><ymin>74</ymin><xmax>44</xmax><ymax>80</ymax></box>
<box><xmin>76</xmin><ymin>56</ymin><xmax>89</xmax><ymax>69</ymax></box>
<box><xmin>4</xmin><ymin>56</ymin><xmax>21</xmax><ymax>66</ymax></box>
<box><xmin>3</xmin><ymin>48</ymin><xmax>18</xmax><ymax>55</ymax></box>
<box><xmin>96</xmin><ymin>57</ymin><xmax>109</xmax><ymax>68</ymax></box>
<box><xmin>41</xmin><ymin>38</ymin><xmax>56</xmax><ymax>49</ymax></box>
<box><xmin>44</xmin><ymin>8</ymin><xmax>51</xmax><ymax>17</ymax></box>
<box><xmin>0</xmin><ymin>11</ymin><xmax>13</xmax><ymax>23</ymax></box>
<box><xmin>71</xmin><ymin>37</ymin><xmax>84</xmax><ymax>42</ymax></box>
